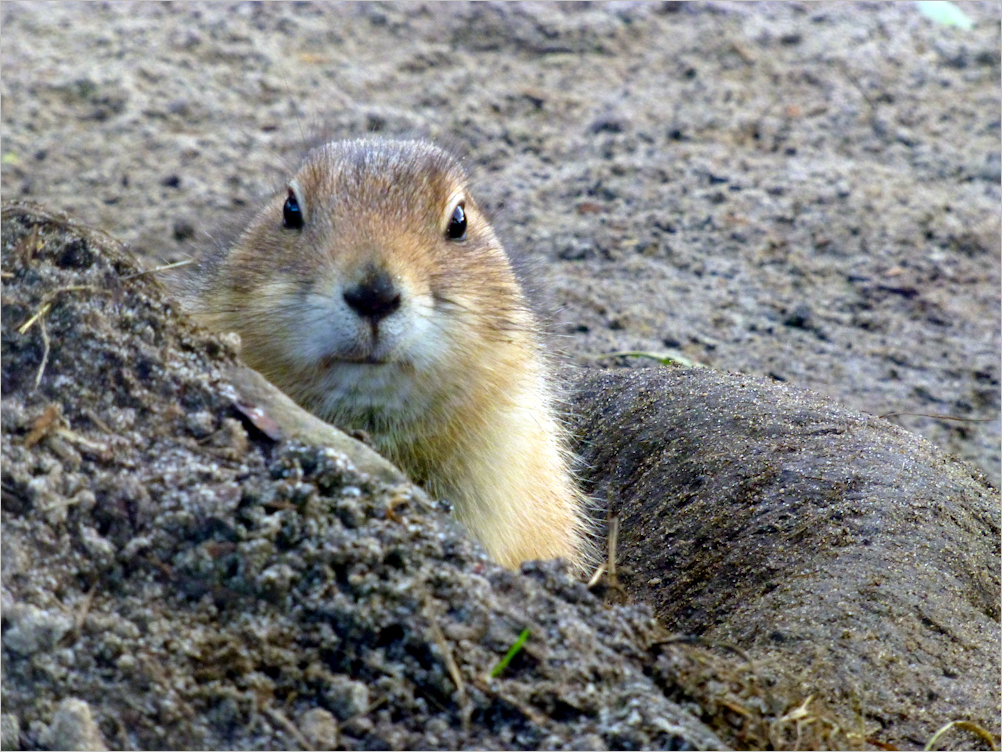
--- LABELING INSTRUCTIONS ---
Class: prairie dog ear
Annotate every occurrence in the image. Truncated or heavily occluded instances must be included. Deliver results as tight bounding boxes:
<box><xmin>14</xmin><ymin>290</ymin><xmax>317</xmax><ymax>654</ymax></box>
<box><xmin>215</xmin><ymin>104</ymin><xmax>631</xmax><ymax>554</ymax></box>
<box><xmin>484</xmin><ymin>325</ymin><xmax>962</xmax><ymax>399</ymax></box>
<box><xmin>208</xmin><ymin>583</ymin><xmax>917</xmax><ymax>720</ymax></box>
<box><xmin>283</xmin><ymin>179</ymin><xmax>307</xmax><ymax>230</ymax></box>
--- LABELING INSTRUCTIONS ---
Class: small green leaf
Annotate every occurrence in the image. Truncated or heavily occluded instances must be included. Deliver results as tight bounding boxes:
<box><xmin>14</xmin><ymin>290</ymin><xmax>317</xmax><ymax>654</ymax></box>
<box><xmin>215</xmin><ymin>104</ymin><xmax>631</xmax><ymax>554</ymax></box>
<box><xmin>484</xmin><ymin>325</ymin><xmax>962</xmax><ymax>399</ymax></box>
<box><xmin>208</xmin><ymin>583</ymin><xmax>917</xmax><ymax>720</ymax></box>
<box><xmin>490</xmin><ymin>628</ymin><xmax>530</xmax><ymax>678</ymax></box>
<box><xmin>601</xmin><ymin>350</ymin><xmax>704</xmax><ymax>368</ymax></box>
<box><xmin>915</xmin><ymin>1</ymin><xmax>974</xmax><ymax>31</ymax></box>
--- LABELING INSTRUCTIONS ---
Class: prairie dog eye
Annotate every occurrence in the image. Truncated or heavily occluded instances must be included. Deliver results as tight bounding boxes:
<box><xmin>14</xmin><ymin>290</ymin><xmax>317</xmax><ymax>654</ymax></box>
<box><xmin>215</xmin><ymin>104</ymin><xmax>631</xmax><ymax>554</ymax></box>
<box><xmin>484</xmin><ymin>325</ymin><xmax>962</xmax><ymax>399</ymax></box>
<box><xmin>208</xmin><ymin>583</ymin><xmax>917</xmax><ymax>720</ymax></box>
<box><xmin>283</xmin><ymin>181</ymin><xmax>305</xmax><ymax>230</ymax></box>
<box><xmin>446</xmin><ymin>202</ymin><xmax>467</xmax><ymax>241</ymax></box>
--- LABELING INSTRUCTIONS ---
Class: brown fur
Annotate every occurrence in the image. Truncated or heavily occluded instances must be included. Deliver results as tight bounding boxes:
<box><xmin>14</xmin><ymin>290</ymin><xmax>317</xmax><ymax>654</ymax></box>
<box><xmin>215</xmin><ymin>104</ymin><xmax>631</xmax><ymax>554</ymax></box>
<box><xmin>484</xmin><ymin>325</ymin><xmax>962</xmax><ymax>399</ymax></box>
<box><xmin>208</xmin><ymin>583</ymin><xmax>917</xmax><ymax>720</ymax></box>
<box><xmin>184</xmin><ymin>138</ymin><xmax>591</xmax><ymax>570</ymax></box>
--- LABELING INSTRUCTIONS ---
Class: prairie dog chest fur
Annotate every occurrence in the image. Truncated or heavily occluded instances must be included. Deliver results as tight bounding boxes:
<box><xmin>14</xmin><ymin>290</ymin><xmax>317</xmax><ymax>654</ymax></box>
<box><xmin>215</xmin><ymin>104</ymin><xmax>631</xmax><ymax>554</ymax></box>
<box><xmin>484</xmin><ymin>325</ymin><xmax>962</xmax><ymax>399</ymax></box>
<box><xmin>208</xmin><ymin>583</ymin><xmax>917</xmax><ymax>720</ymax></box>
<box><xmin>188</xmin><ymin>138</ymin><xmax>590</xmax><ymax>571</ymax></box>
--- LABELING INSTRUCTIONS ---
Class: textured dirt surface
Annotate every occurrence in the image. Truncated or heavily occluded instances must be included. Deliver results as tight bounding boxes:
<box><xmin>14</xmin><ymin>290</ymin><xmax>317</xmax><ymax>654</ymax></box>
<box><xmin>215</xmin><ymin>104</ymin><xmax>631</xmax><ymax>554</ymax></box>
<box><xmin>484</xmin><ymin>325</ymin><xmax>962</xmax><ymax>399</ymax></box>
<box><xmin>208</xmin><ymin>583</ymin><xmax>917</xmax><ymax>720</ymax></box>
<box><xmin>2</xmin><ymin>204</ymin><xmax>735</xmax><ymax>751</ymax></box>
<box><xmin>570</xmin><ymin>366</ymin><xmax>1000</xmax><ymax>750</ymax></box>
<box><xmin>1</xmin><ymin>3</ymin><xmax>1000</xmax><ymax>751</ymax></box>
<box><xmin>0</xmin><ymin>1</ymin><xmax>999</xmax><ymax>487</ymax></box>
<box><xmin>2</xmin><ymin>202</ymin><xmax>998</xmax><ymax>752</ymax></box>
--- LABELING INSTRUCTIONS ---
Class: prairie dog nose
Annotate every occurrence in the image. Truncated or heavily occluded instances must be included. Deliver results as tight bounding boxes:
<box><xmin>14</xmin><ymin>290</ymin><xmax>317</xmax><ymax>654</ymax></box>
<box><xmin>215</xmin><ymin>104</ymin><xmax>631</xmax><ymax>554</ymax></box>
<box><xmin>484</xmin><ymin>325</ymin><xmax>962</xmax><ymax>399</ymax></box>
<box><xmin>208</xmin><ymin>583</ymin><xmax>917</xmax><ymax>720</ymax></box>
<box><xmin>343</xmin><ymin>268</ymin><xmax>401</xmax><ymax>322</ymax></box>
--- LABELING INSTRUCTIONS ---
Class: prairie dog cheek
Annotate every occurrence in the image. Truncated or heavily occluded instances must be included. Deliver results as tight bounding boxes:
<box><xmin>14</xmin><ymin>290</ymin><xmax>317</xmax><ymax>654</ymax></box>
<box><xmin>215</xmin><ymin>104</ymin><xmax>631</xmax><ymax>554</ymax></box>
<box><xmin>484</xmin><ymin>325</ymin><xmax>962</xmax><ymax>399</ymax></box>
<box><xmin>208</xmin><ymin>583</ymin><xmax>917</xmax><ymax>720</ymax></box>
<box><xmin>389</xmin><ymin>292</ymin><xmax>448</xmax><ymax>366</ymax></box>
<box><xmin>281</xmin><ymin>292</ymin><xmax>366</xmax><ymax>365</ymax></box>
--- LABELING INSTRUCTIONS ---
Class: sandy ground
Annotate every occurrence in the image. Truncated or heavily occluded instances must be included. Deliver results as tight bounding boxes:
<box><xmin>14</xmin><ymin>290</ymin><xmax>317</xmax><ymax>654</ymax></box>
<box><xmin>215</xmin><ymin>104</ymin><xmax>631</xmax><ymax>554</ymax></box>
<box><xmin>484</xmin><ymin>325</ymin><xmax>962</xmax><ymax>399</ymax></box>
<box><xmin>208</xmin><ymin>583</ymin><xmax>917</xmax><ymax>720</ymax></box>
<box><xmin>2</xmin><ymin>4</ymin><xmax>1000</xmax><ymax>750</ymax></box>
<box><xmin>1</xmin><ymin>1</ymin><xmax>999</xmax><ymax>488</ymax></box>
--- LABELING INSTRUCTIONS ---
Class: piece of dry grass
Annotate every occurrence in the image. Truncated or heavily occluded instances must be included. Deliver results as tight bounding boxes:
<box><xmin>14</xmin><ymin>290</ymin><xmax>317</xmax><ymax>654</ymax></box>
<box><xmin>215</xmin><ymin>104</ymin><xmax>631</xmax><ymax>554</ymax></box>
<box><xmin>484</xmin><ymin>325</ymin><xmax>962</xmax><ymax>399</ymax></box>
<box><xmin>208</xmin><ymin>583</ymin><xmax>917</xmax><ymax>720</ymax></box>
<box><xmin>13</xmin><ymin>223</ymin><xmax>40</xmax><ymax>263</ymax></box>
<box><xmin>424</xmin><ymin>596</ymin><xmax>471</xmax><ymax>731</ymax></box>
<box><xmin>924</xmin><ymin>719</ymin><xmax>998</xmax><ymax>751</ymax></box>
<box><xmin>120</xmin><ymin>258</ymin><xmax>193</xmax><ymax>281</ymax></box>
<box><xmin>24</xmin><ymin>403</ymin><xmax>63</xmax><ymax>448</ymax></box>
<box><xmin>261</xmin><ymin>704</ymin><xmax>314</xmax><ymax>751</ymax></box>
<box><xmin>16</xmin><ymin>285</ymin><xmax>108</xmax><ymax>390</ymax></box>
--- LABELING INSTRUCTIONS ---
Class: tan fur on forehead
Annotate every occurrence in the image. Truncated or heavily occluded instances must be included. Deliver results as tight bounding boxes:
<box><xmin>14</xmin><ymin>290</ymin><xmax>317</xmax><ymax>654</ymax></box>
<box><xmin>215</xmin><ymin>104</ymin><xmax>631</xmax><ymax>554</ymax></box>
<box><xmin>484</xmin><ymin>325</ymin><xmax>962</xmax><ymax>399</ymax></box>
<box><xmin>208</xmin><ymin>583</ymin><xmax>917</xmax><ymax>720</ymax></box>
<box><xmin>303</xmin><ymin>138</ymin><xmax>467</xmax><ymax>215</ymax></box>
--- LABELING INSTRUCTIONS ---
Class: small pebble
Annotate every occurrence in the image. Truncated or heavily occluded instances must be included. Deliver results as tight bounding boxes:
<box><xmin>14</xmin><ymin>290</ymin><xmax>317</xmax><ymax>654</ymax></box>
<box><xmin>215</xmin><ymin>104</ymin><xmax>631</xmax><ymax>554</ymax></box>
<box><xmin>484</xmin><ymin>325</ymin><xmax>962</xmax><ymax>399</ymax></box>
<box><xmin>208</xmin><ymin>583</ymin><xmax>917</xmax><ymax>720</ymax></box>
<box><xmin>298</xmin><ymin>707</ymin><xmax>338</xmax><ymax>750</ymax></box>
<box><xmin>38</xmin><ymin>698</ymin><xmax>107</xmax><ymax>752</ymax></box>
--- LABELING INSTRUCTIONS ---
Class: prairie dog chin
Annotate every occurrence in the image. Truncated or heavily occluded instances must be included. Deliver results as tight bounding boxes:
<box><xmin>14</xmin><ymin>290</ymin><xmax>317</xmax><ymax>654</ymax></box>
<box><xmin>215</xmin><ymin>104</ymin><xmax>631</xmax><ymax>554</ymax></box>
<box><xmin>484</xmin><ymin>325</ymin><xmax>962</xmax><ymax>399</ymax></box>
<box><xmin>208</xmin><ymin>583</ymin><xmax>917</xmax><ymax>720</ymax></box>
<box><xmin>187</xmin><ymin>138</ymin><xmax>591</xmax><ymax>571</ymax></box>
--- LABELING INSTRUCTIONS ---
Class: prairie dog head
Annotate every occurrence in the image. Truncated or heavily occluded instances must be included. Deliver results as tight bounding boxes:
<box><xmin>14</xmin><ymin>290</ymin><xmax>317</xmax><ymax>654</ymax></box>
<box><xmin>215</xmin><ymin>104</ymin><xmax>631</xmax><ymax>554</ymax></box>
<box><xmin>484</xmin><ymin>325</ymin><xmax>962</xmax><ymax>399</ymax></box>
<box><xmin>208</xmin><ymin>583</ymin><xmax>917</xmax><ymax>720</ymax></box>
<box><xmin>202</xmin><ymin>139</ymin><xmax>537</xmax><ymax>432</ymax></box>
<box><xmin>193</xmin><ymin>138</ymin><xmax>590</xmax><ymax>571</ymax></box>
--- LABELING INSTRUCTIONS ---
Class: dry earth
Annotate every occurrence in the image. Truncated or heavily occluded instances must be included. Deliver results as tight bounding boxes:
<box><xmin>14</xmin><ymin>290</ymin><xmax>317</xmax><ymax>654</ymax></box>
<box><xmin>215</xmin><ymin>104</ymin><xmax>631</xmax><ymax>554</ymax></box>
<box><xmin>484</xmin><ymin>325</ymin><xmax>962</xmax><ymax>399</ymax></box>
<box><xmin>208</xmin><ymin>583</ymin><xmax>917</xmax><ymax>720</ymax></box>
<box><xmin>1</xmin><ymin>203</ymin><xmax>736</xmax><ymax>751</ymax></box>
<box><xmin>2</xmin><ymin>193</ymin><xmax>997</xmax><ymax>752</ymax></box>
<box><xmin>2</xmin><ymin>2</ymin><xmax>1000</xmax><ymax>751</ymax></box>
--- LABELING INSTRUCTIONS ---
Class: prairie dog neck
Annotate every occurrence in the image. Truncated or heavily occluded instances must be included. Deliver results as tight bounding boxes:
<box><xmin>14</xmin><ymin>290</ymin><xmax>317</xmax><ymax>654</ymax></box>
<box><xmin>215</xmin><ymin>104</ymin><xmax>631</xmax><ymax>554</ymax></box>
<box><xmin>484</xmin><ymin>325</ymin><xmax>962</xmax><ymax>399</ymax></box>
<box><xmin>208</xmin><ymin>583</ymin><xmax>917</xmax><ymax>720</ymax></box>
<box><xmin>189</xmin><ymin>138</ymin><xmax>590</xmax><ymax>570</ymax></box>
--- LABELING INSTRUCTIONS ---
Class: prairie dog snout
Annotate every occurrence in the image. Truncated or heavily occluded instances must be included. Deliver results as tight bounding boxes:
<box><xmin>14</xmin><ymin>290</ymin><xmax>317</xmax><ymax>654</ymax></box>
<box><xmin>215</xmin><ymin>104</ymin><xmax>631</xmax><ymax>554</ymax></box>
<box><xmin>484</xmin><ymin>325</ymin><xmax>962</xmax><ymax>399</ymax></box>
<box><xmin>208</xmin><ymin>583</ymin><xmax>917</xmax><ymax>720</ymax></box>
<box><xmin>188</xmin><ymin>138</ymin><xmax>590</xmax><ymax>570</ymax></box>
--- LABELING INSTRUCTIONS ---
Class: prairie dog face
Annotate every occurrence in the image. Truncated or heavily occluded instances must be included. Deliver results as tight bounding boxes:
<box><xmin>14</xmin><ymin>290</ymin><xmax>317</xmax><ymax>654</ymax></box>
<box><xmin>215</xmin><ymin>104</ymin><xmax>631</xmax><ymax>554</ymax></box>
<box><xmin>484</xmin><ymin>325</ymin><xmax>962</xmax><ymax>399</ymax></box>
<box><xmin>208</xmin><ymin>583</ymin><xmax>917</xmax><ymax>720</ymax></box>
<box><xmin>195</xmin><ymin>139</ymin><xmax>589</xmax><ymax>570</ymax></box>
<box><xmin>211</xmin><ymin>139</ymin><xmax>534</xmax><ymax>429</ymax></box>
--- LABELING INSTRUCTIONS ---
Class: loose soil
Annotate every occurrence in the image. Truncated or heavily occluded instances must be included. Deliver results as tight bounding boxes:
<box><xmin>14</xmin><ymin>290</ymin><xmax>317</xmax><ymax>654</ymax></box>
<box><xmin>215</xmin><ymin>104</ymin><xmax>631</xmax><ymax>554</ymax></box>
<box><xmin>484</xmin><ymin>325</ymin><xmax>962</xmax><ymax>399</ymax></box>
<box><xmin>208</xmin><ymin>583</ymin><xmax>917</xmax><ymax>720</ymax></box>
<box><xmin>2</xmin><ymin>3</ymin><xmax>1000</xmax><ymax>751</ymax></box>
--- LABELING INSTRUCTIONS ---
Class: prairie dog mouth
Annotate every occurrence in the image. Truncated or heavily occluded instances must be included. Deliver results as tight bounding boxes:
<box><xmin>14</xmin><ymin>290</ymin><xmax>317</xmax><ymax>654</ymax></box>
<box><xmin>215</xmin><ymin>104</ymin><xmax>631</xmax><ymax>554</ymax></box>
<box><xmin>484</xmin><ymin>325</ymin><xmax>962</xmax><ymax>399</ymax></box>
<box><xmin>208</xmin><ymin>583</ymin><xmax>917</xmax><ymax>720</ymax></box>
<box><xmin>321</xmin><ymin>354</ymin><xmax>390</xmax><ymax>367</ymax></box>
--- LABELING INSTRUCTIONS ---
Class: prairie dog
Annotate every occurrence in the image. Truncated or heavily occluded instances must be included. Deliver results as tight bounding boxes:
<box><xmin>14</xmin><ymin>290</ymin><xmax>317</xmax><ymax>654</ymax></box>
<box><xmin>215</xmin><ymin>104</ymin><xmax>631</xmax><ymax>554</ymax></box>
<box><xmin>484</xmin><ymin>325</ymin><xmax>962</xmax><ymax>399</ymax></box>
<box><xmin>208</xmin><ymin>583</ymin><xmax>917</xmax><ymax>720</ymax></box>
<box><xmin>187</xmin><ymin>138</ymin><xmax>591</xmax><ymax>571</ymax></box>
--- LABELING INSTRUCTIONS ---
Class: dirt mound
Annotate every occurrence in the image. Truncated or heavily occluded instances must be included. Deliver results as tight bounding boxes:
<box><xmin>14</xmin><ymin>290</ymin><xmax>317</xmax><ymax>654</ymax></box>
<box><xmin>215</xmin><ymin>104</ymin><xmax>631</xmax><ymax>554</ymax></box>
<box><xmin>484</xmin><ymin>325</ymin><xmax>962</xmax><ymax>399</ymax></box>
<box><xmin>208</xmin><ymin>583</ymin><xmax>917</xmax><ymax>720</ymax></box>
<box><xmin>2</xmin><ymin>203</ymin><xmax>733</xmax><ymax>751</ymax></box>
<box><xmin>3</xmin><ymin>198</ymin><xmax>998</xmax><ymax>750</ymax></box>
<box><xmin>571</xmin><ymin>366</ymin><xmax>1001</xmax><ymax>749</ymax></box>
